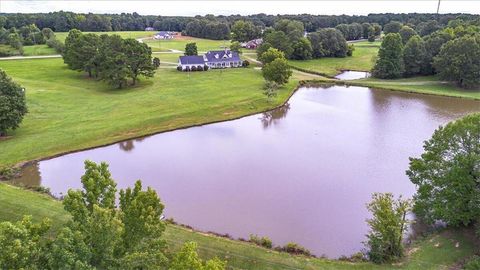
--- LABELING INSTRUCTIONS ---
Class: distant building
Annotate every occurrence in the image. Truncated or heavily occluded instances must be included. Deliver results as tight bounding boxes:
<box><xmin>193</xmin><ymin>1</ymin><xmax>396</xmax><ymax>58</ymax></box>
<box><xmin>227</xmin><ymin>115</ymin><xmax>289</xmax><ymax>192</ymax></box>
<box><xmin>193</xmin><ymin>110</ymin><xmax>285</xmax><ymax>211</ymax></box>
<box><xmin>154</xmin><ymin>31</ymin><xmax>174</xmax><ymax>40</ymax></box>
<box><xmin>178</xmin><ymin>56</ymin><xmax>205</xmax><ymax>71</ymax></box>
<box><xmin>145</xmin><ymin>27</ymin><xmax>155</xmax><ymax>31</ymax></box>
<box><xmin>242</xmin><ymin>38</ymin><xmax>262</xmax><ymax>49</ymax></box>
<box><xmin>204</xmin><ymin>50</ymin><xmax>242</xmax><ymax>69</ymax></box>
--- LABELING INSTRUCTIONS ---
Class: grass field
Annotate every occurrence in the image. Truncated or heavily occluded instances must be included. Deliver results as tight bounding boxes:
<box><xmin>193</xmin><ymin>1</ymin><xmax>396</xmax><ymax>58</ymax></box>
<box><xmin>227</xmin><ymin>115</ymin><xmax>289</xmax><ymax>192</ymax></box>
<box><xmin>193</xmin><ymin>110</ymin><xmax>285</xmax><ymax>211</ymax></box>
<box><xmin>144</xmin><ymin>36</ymin><xmax>229</xmax><ymax>52</ymax></box>
<box><xmin>0</xmin><ymin>58</ymin><xmax>300</xmax><ymax>166</ymax></box>
<box><xmin>22</xmin><ymin>44</ymin><xmax>58</xmax><ymax>56</ymax></box>
<box><xmin>1</xmin><ymin>182</ymin><xmax>476</xmax><ymax>270</ymax></box>
<box><xmin>289</xmin><ymin>41</ymin><xmax>380</xmax><ymax>77</ymax></box>
<box><xmin>55</xmin><ymin>30</ymin><xmax>156</xmax><ymax>42</ymax></box>
<box><xmin>350</xmin><ymin>76</ymin><xmax>480</xmax><ymax>100</ymax></box>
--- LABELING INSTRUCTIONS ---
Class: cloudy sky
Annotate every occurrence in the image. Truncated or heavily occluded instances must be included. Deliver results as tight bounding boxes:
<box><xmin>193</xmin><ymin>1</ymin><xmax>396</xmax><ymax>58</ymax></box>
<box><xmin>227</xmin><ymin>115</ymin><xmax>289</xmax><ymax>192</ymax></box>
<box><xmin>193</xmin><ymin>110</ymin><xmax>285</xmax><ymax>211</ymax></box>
<box><xmin>1</xmin><ymin>1</ymin><xmax>478</xmax><ymax>16</ymax></box>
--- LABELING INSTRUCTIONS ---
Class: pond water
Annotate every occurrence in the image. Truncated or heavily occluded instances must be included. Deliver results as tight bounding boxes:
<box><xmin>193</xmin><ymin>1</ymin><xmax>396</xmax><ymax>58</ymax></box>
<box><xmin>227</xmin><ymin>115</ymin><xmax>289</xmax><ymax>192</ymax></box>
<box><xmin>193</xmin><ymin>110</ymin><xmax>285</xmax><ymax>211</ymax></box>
<box><xmin>14</xmin><ymin>85</ymin><xmax>479</xmax><ymax>258</ymax></box>
<box><xmin>335</xmin><ymin>71</ymin><xmax>371</xmax><ymax>80</ymax></box>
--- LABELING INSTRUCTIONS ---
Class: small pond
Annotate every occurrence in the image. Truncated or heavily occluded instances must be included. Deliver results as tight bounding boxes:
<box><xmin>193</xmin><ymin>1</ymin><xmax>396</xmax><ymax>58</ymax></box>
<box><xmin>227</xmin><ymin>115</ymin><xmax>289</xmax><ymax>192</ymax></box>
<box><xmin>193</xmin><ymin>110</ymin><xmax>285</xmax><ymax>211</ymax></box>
<box><xmin>335</xmin><ymin>71</ymin><xmax>371</xmax><ymax>80</ymax></box>
<box><xmin>14</xmin><ymin>85</ymin><xmax>480</xmax><ymax>258</ymax></box>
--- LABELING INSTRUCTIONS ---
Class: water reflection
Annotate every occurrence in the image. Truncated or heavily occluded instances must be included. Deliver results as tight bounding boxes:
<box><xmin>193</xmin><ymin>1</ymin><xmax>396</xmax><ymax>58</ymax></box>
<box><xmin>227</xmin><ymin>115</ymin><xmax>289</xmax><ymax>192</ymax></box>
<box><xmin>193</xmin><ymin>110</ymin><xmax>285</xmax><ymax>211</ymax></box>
<box><xmin>118</xmin><ymin>138</ymin><xmax>146</xmax><ymax>152</ymax></box>
<box><xmin>14</xmin><ymin>162</ymin><xmax>41</xmax><ymax>187</ymax></box>
<box><xmin>335</xmin><ymin>71</ymin><xmax>371</xmax><ymax>80</ymax></box>
<box><xmin>13</xmin><ymin>85</ymin><xmax>480</xmax><ymax>258</ymax></box>
<box><xmin>260</xmin><ymin>103</ymin><xmax>290</xmax><ymax>129</ymax></box>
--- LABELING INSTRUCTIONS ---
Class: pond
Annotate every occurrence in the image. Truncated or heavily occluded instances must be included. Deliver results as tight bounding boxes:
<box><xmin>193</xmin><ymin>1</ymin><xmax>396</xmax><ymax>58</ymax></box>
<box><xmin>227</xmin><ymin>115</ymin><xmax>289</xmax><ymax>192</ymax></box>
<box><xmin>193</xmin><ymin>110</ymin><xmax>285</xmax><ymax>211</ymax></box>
<box><xmin>335</xmin><ymin>71</ymin><xmax>370</xmax><ymax>80</ymax></box>
<box><xmin>14</xmin><ymin>85</ymin><xmax>480</xmax><ymax>258</ymax></box>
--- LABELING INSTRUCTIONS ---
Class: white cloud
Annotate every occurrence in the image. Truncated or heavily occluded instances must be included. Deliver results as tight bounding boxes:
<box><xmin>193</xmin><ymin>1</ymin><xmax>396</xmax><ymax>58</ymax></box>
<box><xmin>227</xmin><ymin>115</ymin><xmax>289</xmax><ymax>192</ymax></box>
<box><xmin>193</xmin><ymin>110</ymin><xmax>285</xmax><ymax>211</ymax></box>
<box><xmin>1</xmin><ymin>0</ymin><xmax>478</xmax><ymax>16</ymax></box>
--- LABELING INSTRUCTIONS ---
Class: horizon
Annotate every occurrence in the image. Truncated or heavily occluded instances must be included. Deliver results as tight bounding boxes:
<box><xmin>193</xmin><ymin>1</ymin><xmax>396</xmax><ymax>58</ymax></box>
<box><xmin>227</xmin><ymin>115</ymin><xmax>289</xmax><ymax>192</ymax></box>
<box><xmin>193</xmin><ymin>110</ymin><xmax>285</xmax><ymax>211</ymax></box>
<box><xmin>1</xmin><ymin>1</ymin><xmax>479</xmax><ymax>16</ymax></box>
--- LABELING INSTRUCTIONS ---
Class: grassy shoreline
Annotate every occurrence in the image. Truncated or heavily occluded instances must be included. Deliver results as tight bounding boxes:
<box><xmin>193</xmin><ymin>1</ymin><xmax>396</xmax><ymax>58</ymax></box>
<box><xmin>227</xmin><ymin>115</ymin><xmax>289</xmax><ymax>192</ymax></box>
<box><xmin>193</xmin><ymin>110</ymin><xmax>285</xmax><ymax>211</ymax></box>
<box><xmin>1</xmin><ymin>182</ymin><xmax>476</xmax><ymax>269</ymax></box>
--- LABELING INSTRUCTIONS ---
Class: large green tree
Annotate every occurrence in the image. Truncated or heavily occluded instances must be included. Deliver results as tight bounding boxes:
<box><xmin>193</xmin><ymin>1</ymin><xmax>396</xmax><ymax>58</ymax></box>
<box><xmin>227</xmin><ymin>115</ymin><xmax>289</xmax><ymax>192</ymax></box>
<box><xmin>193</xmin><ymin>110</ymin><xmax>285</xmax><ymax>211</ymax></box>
<box><xmin>291</xmin><ymin>37</ymin><xmax>313</xmax><ymax>60</ymax></box>
<box><xmin>231</xmin><ymin>20</ymin><xmax>260</xmax><ymax>42</ymax></box>
<box><xmin>433</xmin><ymin>35</ymin><xmax>480</xmax><ymax>88</ymax></box>
<box><xmin>0</xmin><ymin>69</ymin><xmax>27</xmax><ymax>136</ymax></box>
<box><xmin>123</xmin><ymin>38</ymin><xmax>155</xmax><ymax>85</ymax></box>
<box><xmin>262</xmin><ymin>58</ymin><xmax>292</xmax><ymax>85</ymax></box>
<box><xmin>98</xmin><ymin>34</ymin><xmax>129</xmax><ymax>88</ymax></box>
<box><xmin>263</xmin><ymin>30</ymin><xmax>293</xmax><ymax>59</ymax></box>
<box><xmin>399</xmin><ymin>26</ymin><xmax>417</xmax><ymax>45</ymax></box>
<box><xmin>258</xmin><ymin>47</ymin><xmax>285</xmax><ymax>64</ymax></box>
<box><xmin>169</xmin><ymin>242</ymin><xmax>225</xmax><ymax>270</ymax></box>
<box><xmin>372</xmin><ymin>33</ymin><xmax>404</xmax><ymax>79</ymax></box>
<box><xmin>309</xmin><ymin>28</ymin><xmax>348</xmax><ymax>58</ymax></box>
<box><xmin>407</xmin><ymin>113</ymin><xmax>480</xmax><ymax>226</ymax></box>
<box><xmin>383</xmin><ymin>21</ymin><xmax>402</xmax><ymax>34</ymax></box>
<box><xmin>403</xmin><ymin>35</ymin><xmax>427</xmax><ymax>76</ymax></box>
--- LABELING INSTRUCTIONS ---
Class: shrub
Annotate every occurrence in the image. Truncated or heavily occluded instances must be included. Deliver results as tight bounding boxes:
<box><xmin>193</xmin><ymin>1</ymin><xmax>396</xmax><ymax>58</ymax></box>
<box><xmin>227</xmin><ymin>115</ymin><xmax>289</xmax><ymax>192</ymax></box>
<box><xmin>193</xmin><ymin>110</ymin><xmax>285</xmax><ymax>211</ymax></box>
<box><xmin>184</xmin><ymin>66</ymin><xmax>190</xmax><ymax>72</ymax></box>
<box><xmin>464</xmin><ymin>256</ymin><xmax>480</xmax><ymax>270</ymax></box>
<box><xmin>46</xmin><ymin>37</ymin><xmax>65</xmax><ymax>53</ymax></box>
<box><xmin>249</xmin><ymin>234</ymin><xmax>273</xmax><ymax>249</ymax></box>
<box><xmin>0</xmin><ymin>166</ymin><xmax>19</xmax><ymax>180</ymax></box>
<box><xmin>196</xmin><ymin>65</ymin><xmax>203</xmax><ymax>71</ymax></box>
<box><xmin>242</xmin><ymin>60</ymin><xmax>250</xmax><ymax>67</ymax></box>
<box><xmin>276</xmin><ymin>242</ymin><xmax>312</xmax><ymax>256</ymax></box>
<box><xmin>203</xmin><ymin>65</ymin><xmax>209</xmax><ymax>71</ymax></box>
<box><xmin>0</xmin><ymin>45</ymin><xmax>21</xmax><ymax>57</ymax></box>
<box><xmin>347</xmin><ymin>44</ymin><xmax>355</xmax><ymax>56</ymax></box>
<box><xmin>176</xmin><ymin>66</ymin><xmax>182</xmax><ymax>71</ymax></box>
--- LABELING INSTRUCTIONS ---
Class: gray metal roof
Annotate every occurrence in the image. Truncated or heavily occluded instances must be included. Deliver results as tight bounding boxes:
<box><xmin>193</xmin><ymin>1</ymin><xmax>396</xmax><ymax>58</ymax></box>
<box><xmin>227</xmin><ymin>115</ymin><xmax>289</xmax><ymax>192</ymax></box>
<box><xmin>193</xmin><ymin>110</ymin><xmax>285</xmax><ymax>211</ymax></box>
<box><xmin>179</xmin><ymin>55</ymin><xmax>205</xmax><ymax>65</ymax></box>
<box><xmin>205</xmin><ymin>50</ymin><xmax>241</xmax><ymax>63</ymax></box>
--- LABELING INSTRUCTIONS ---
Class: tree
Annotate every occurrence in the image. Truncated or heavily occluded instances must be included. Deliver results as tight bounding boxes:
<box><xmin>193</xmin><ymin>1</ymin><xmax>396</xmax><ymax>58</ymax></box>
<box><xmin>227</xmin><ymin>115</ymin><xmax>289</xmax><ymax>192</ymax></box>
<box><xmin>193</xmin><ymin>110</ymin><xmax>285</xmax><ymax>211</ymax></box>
<box><xmin>417</xmin><ymin>20</ymin><xmax>440</xmax><ymax>37</ymax></box>
<box><xmin>263</xmin><ymin>30</ymin><xmax>293</xmax><ymax>59</ymax></box>
<box><xmin>262</xmin><ymin>80</ymin><xmax>280</xmax><ymax>100</ymax></box>
<box><xmin>383</xmin><ymin>21</ymin><xmax>402</xmax><ymax>34</ymax></box>
<box><xmin>367</xmin><ymin>26</ymin><xmax>376</xmax><ymax>42</ymax></box>
<box><xmin>274</xmin><ymin>19</ymin><xmax>304</xmax><ymax>42</ymax></box>
<box><xmin>0</xmin><ymin>216</ymin><xmax>51</xmax><ymax>269</ymax></box>
<box><xmin>423</xmin><ymin>30</ymin><xmax>453</xmax><ymax>74</ymax></box>
<box><xmin>365</xmin><ymin>193</ymin><xmax>410</xmax><ymax>264</ymax></box>
<box><xmin>63</xmin><ymin>29</ymin><xmax>84</xmax><ymax>71</ymax></box>
<box><xmin>262</xmin><ymin>58</ymin><xmax>292</xmax><ymax>85</ymax></box>
<box><xmin>335</xmin><ymin>24</ymin><xmax>349</xmax><ymax>39</ymax></box>
<box><xmin>97</xmin><ymin>35</ymin><xmax>129</xmax><ymax>89</ymax></box>
<box><xmin>230</xmin><ymin>41</ymin><xmax>242</xmax><ymax>54</ymax></box>
<box><xmin>231</xmin><ymin>20</ymin><xmax>260</xmax><ymax>42</ymax></box>
<box><xmin>258</xmin><ymin>47</ymin><xmax>285</xmax><ymax>64</ymax></box>
<box><xmin>46</xmin><ymin>227</ymin><xmax>93</xmax><ymax>270</ymax></box>
<box><xmin>407</xmin><ymin>113</ymin><xmax>480</xmax><ymax>226</ymax></box>
<box><xmin>372</xmin><ymin>33</ymin><xmax>404</xmax><ymax>79</ymax></box>
<box><xmin>291</xmin><ymin>37</ymin><xmax>313</xmax><ymax>60</ymax></box>
<box><xmin>7</xmin><ymin>32</ymin><xmax>22</xmax><ymax>50</ymax></box>
<box><xmin>169</xmin><ymin>242</ymin><xmax>226</xmax><ymax>270</ymax></box>
<box><xmin>362</xmin><ymin>22</ymin><xmax>372</xmax><ymax>39</ymax></box>
<box><xmin>256</xmin><ymin>42</ymin><xmax>272</xmax><ymax>60</ymax></box>
<box><xmin>433</xmin><ymin>35</ymin><xmax>480</xmax><ymax>88</ymax></box>
<box><xmin>403</xmin><ymin>35</ymin><xmax>427</xmax><ymax>76</ymax></box>
<box><xmin>310</xmin><ymin>28</ymin><xmax>348</xmax><ymax>57</ymax></box>
<box><xmin>399</xmin><ymin>26</ymin><xmax>417</xmax><ymax>44</ymax></box>
<box><xmin>185</xmin><ymin>42</ymin><xmax>198</xmax><ymax>56</ymax></box>
<box><xmin>41</xmin><ymin>27</ymin><xmax>55</xmax><ymax>39</ymax></box>
<box><xmin>0</xmin><ymin>69</ymin><xmax>27</xmax><ymax>136</ymax></box>
<box><xmin>123</xmin><ymin>38</ymin><xmax>155</xmax><ymax>85</ymax></box>
<box><xmin>153</xmin><ymin>57</ymin><xmax>161</xmax><ymax>69</ymax></box>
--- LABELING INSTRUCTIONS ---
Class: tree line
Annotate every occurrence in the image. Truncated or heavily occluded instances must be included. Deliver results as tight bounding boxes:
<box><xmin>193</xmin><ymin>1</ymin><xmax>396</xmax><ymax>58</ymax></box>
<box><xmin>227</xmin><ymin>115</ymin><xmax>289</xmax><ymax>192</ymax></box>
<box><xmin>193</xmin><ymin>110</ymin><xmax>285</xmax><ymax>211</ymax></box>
<box><xmin>63</xmin><ymin>30</ymin><xmax>158</xmax><ymax>88</ymax></box>
<box><xmin>2</xmin><ymin>12</ymin><xmax>478</xmax><ymax>37</ymax></box>
<box><xmin>372</xmin><ymin>18</ymin><xmax>480</xmax><ymax>88</ymax></box>
<box><xmin>0</xmin><ymin>24</ymin><xmax>63</xmax><ymax>56</ymax></box>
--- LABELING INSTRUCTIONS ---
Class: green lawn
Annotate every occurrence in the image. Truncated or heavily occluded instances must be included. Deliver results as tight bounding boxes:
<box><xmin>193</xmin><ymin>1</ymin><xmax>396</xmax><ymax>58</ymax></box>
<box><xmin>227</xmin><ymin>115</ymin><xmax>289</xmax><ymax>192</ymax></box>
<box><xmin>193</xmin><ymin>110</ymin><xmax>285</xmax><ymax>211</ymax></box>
<box><xmin>22</xmin><ymin>45</ymin><xmax>58</xmax><ymax>56</ymax></box>
<box><xmin>0</xmin><ymin>182</ymin><xmax>475</xmax><ymax>270</ymax></box>
<box><xmin>351</xmin><ymin>76</ymin><xmax>480</xmax><ymax>100</ymax></box>
<box><xmin>144</xmin><ymin>36</ymin><xmax>229</xmax><ymax>52</ymax></box>
<box><xmin>55</xmin><ymin>30</ymin><xmax>156</xmax><ymax>42</ymax></box>
<box><xmin>0</xmin><ymin>58</ymin><xmax>298</xmax><ymax>166</ymax></box>
<box><xmin>289</xmin><ymin>41</ymin><xmax>380</xmax><ymax>77</ymax></box>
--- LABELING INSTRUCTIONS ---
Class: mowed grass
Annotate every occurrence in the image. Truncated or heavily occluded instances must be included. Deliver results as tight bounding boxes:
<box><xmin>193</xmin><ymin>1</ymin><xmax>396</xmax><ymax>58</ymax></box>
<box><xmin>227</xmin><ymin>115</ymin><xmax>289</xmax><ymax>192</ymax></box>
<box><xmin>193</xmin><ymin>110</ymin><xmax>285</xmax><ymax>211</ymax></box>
<box><xmin>55</xmin><ymin>30</ymin><xmax>156</xmax><ymax>42</ymax></box>
<box><xmin>144</xmin><ymin>36</ymin><xmax>229</xmax><ymax>52</ymax></box>
<box><xmin>289</xmin><ymin>41</ymin><xmax>380</xmax><ymax>77</ymax></box>
<box><xmin>0</xmin><ymin>58</ymin><xmax>298</xmax><ymax>166</ymax></box>
<box><xmin>351</xmin><ymin>76</ymin><xmax>480</xmax><ymax>100</ymax></box>
<box><xmin>22</xmin><ymin>44</ymin><xmax>58</xmax><ymax>56</ymax></box>
<box><xmin>0</xmin><ymin>182</ymin><xmax>476</xmax><ymax>270</ymax></box>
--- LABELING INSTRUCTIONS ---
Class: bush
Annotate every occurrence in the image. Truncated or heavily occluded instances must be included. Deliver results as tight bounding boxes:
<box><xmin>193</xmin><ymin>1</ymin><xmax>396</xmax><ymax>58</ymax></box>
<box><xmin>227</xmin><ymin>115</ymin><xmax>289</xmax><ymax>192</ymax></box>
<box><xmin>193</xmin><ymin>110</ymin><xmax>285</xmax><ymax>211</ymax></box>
<box><xmin>347</xmin><ymin>44</ymin><xmax>355</xmax><ymax>56</ymax></box>
<box><xmin>0</xmin><ymin>166</ymin><xmax>19</xmax><ymax>180</ymax></box>
<box><xmin>46</xmin><ymin>37</ymin><xmax>64</xmax><ymax>53</ymax></box>
<box><xmin>184</xmin><ymin>66</ymin><xmax>190</xmax><ymax>72</ymax></box>
<box><xmin>196</xmin><ymin>65</ymin><xmax>203</xmax><ymax>71</ymax></box>
<box><xmin>464</xmin><ymin>256</ymin><xmax>480</xmax><ymax>270</ymax></box>
<box><xmin>249</xmin><ymin>234</ymin><xmax>273</xmax><ymax>249</ymax></box>
<box><xmin>242</xmin><ymin>60</ymin><xmax>250</xmax><ymax>67</ymax></box>
<box><xmin>190</xmin><ymin>66</ymin><xmax>197</xmax><ymax>71</ymax></box>
<box><xmin>0</xmin><ymin>45</ymin><xmax>21</xmax><ymax>57</ymax></box>
<box><xmin>276</xmin><ymin>242</ymin><xmax>311</xmax><ymax>256</ymax></box>
<box><xmin>203</xmin><ymin>65</ymin><xmax>209</xmax><ymax>71</ymax></box>
<box><xmin>176</xmin><ymin>66</ymin><xmax>182</xmax><ymax>71</ymax></box>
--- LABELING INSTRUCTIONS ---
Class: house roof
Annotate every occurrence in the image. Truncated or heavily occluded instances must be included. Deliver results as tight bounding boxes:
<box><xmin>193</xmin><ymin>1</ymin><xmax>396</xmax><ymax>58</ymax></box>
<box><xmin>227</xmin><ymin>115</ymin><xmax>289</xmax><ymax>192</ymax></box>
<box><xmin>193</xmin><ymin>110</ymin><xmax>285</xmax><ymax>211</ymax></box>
<box><xmin>155</xmin><ymin>31</ymin><xmax>171</xmax><ymax>36</ymax></box>
<box><xmin>205</xmin><ymin>50</ymin><xmax>241</xmax><ymax>63</ymax></box>
<box><xmin>179</xmin><ymin>56</ymin><xmax>205</xmax><ymax>65</ymax></box>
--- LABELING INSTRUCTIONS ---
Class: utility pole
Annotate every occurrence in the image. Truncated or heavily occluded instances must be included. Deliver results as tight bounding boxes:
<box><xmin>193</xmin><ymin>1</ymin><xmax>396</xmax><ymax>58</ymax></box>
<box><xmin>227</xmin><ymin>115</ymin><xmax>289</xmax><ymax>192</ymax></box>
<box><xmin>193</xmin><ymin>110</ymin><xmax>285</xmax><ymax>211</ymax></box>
<box><xmin>436</xmin><ymin>0</ymin><xmax>441</xmax><ymax>14</ymax></box>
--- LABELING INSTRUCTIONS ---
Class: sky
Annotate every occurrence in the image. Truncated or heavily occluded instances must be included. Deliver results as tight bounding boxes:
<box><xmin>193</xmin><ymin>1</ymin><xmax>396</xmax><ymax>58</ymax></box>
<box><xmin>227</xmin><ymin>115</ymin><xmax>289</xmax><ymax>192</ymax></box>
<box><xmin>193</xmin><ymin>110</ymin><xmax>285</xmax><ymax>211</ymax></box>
<box><xmin>0</xmin><ymin>0</ymin><xmax>479</xmax><ymax>16</ymax></box>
